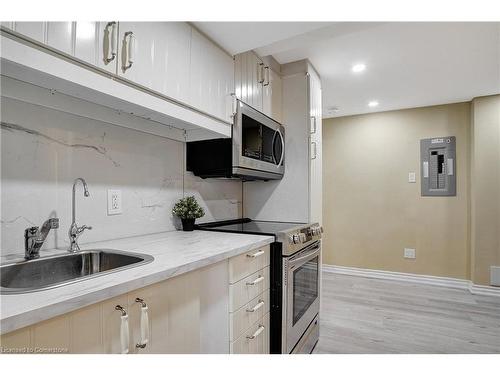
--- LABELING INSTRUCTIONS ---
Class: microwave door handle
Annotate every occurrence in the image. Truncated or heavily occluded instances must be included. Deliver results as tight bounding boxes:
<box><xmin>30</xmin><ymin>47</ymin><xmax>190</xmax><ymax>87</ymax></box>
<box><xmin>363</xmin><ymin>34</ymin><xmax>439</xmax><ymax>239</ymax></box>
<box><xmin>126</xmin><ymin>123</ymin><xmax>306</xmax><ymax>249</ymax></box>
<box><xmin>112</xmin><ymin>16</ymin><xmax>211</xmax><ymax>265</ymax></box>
<box><xmin>276</xmin><ymin>128</ymin><xmax>285</xmax><ymax>167</ymax></box>
<box><xmin>271</xmin><ymin>130</ymin><xmax>278</xmax><ymax>164</ymax></box>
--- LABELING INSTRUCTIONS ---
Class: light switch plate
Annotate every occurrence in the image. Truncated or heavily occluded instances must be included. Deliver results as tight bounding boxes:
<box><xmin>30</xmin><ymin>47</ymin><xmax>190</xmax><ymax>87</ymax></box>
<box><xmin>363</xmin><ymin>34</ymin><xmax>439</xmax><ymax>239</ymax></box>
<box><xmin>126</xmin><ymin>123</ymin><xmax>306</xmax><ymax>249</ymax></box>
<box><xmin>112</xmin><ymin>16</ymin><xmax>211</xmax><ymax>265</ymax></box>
<box><xmin>404</xmin><ymin>248</ymin><xmax>416</xmax><ymax>259</ymax></box>
<box><xmin>107</xmin><ymin>189</ymin><xmax>122</xmax><ymax>215</ymax></box>
<box><xmin>408</xmin><ymin>172</ymin><xmax>416</xmax><ymax>183</ymax></box>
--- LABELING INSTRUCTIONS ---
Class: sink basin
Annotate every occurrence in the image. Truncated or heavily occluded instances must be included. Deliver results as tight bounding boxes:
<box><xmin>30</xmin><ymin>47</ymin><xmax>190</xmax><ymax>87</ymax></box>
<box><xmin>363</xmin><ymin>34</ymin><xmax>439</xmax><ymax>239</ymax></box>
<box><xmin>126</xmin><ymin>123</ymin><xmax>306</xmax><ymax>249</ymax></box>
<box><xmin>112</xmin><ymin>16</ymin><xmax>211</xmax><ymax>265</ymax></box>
<box><xmin>0</xmin><ymin>249</ymin><xmax>154</xmax><ymax>294</ymax></box>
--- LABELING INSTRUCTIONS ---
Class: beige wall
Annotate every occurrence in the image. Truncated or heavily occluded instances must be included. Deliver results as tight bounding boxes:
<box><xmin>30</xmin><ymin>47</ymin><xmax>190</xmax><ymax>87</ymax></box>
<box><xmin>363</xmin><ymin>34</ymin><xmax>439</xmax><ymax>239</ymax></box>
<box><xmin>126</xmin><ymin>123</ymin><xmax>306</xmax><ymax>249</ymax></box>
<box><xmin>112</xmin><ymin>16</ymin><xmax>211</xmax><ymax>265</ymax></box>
<box><xmin>470</xmin><ymin>95</ymin><xmax>500</xmax><ymax>285</ymax></box>
<box><xmin>322</xmin><ymin>103</ymin><xmax>471</xmax><ymax>280</ymax></box>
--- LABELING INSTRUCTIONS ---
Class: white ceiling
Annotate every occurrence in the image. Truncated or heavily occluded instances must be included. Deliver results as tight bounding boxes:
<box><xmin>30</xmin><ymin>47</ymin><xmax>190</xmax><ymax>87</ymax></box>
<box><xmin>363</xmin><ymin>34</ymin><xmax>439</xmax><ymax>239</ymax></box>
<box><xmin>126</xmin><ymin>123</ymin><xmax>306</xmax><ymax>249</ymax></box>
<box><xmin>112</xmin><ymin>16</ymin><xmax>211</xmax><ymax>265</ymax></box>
<box><xmin>195</xmin><ymin>22</ymin><xmax>500</xmax><ymax>118</ymax></box>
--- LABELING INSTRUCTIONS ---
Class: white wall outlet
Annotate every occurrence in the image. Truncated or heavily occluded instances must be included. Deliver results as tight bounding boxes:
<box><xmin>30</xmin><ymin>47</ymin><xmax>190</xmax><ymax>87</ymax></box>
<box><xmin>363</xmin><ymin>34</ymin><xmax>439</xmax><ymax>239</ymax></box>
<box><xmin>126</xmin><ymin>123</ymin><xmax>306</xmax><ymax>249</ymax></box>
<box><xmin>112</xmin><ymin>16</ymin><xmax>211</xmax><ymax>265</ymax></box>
<box><xmin>404</xmin><ymin>248</ymin><xmax>416</xmax><ymax>259</ymax></box>
<box><xmin>408</xmin><ymin>172</ymin><xmax>416</xmax><ymax>183</ymax></box>
<box><xmin>107</xmin><ymin>189</ymin><xmax>122</xmax><ymax>215</ymax></box>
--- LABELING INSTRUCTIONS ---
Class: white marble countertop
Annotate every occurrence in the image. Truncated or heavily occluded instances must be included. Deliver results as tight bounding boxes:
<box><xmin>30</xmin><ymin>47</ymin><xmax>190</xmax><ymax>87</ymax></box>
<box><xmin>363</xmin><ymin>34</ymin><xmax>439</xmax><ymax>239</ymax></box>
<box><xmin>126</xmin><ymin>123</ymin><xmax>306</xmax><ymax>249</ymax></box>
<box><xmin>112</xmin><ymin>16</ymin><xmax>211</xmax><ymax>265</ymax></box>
<box><xmin>0</xmin><ymin>230</ymin><xmax>274</xmax><ymax>334</ymax></box>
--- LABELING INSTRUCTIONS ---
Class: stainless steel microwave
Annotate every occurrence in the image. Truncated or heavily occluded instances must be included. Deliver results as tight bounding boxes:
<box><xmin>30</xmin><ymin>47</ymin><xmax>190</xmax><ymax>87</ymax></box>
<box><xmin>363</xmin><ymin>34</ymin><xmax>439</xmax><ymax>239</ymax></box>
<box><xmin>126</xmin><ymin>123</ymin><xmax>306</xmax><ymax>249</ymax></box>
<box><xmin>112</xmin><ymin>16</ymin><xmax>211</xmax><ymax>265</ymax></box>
<box><xmin>186</xmin><ymin>100</ymin><xmax>285</xmax><ymax>181</ymax></box>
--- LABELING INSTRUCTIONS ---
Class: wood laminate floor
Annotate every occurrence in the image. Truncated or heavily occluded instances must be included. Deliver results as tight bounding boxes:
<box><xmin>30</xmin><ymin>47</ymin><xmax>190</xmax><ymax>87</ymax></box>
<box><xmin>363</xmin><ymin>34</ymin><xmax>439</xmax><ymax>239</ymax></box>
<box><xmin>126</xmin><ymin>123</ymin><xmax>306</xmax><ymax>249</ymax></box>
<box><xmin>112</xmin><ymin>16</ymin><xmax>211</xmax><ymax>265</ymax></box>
<box><xmin>313</xmin><ymin>272</ymin><xmax>500</xmax><ymax>354</ymax></box>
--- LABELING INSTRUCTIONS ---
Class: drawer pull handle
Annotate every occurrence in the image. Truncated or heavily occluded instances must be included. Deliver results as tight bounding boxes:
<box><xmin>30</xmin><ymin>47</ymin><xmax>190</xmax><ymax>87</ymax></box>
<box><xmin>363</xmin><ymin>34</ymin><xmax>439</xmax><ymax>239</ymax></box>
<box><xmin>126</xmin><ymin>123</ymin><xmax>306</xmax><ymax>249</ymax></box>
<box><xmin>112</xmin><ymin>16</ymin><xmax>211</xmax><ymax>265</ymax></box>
<box><xmin>247</xmin><ymin>324</ymin><xmax>265</xmax><ymax>340</ymax></box>
<box><xmin>246</xmin><ymin>300</ymin><xmax>265</xmax><ymax>313</ymax></box>
<box><xmin>246</xmin><ymin>276</ymin><xmax>264</xmax><ymax>286</ymax></box>
<box><xmin>115</xmin><ymin>305</ymin><xmax>129</xmax><ymax>354</ymax></box>
<box><xmin>246</xmin><ymin>250</ymin><xmax>265</xmax><ymax>258</ymax></box>
<box><xmin>135</xmin><ymin>298</ymin><xmax>149</xmax><ymax>349</ymax></box>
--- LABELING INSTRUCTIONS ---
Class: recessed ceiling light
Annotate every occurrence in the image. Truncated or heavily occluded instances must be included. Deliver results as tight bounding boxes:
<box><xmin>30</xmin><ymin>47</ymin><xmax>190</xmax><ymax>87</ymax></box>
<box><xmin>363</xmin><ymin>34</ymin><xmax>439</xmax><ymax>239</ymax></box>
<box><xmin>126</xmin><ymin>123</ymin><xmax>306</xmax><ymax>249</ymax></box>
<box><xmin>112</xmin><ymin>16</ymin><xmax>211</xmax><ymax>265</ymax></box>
<box><xmin>327</xmin><ymin>106</ymin><xmax>340</xmax><ymax>114</ymax></box>
<box><xmin>368</xmin><ymin>101</ymin><xmax>379</xmax><ymax>108</ymax></box>
<box><xmin>352</xmin><ymin>63</ymin><xmax>366</xmax><ymax>73</ymax></box>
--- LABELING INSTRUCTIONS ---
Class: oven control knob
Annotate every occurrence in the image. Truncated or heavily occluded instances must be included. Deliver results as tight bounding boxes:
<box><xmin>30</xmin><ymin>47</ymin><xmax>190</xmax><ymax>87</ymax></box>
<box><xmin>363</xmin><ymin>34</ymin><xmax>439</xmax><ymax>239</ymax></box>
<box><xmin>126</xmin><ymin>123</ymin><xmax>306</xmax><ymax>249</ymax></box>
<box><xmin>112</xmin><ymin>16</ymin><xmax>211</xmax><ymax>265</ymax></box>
<box><xmin>292</xmin><ymin>234</ymin><xmax>301</xmax><ymax>244</ymax></box>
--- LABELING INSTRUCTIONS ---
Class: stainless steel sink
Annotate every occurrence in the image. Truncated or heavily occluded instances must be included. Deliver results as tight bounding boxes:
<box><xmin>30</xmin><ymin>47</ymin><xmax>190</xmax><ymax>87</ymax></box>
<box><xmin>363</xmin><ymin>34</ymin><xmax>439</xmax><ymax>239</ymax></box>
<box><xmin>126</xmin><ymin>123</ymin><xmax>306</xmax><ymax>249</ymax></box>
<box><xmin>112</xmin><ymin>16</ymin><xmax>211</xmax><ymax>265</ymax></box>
<box><xmin>0</xmin><ymin>249</ymin><xmax>154</xmax><ymax>294</ymax></box>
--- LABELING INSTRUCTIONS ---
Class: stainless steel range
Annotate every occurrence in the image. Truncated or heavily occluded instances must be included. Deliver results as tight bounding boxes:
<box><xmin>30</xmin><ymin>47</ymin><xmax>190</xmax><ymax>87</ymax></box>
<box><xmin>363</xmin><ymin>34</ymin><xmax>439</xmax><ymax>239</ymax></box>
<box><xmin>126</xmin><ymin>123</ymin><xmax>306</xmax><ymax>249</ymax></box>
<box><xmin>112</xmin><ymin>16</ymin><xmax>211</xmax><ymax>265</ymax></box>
<box><xmin>196</xmin><ymin>218</ymin><xmax>322</xmax><ymax>354</ymax></box>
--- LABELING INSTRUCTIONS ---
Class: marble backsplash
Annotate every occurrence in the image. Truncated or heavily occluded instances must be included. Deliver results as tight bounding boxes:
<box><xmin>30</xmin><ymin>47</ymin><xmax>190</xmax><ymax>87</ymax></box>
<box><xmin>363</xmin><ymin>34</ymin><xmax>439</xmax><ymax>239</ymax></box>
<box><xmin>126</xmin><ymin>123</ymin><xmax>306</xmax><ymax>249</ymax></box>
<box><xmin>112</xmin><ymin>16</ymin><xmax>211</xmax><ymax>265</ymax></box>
<box><xmin>0</xmin><ymin>96</ymin><xmax>242</xmax><ymax>259</ymax></box>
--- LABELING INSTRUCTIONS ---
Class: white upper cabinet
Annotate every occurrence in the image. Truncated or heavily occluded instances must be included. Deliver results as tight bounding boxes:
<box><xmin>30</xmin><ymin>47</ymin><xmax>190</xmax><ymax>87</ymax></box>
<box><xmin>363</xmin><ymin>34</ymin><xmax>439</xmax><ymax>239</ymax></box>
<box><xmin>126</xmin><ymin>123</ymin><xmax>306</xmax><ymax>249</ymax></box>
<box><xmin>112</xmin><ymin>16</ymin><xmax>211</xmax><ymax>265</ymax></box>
<box><xmin>235</xmin><ymin>51</ymin><xmax>282</xmax><ymax>122</ymax></box>
<box><xmin>10</xmin><ymin>22</ymin><xmax>45</xmax><ymax>43</ymax></box>
<box><xmin>235</xmin><ymin>51</ymin><xmax>264</xmax><ymax>112</ymax></box>
<box><xmin>46</xmin><ymin>22</ymin><xmax>74</xmax><ymax>55</ymax></box>
<box><xmin>74</xmin><ymin>22</ymin><xmax>99</xmax><ymax>65</ymax></box>
<box><xmin>116</xmin><ymin>22</ymin><xmax>191</xmax><ymax>103</ymax></box>
<box><xmin>189</xmin><ymin>28</ymin><xmax>234</xmax><ymax>122</ymax></box>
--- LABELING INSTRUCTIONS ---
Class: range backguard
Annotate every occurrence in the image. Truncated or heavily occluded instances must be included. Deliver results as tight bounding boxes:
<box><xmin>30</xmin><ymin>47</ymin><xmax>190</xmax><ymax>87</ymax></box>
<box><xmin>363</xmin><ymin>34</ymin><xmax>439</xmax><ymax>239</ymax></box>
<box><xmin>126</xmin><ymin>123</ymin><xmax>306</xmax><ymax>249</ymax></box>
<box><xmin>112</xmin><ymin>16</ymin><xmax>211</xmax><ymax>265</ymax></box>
<box><xmin>420</xmin><ymin>136</ymin><xmax>456</xmax><ymax>196</ymax></box>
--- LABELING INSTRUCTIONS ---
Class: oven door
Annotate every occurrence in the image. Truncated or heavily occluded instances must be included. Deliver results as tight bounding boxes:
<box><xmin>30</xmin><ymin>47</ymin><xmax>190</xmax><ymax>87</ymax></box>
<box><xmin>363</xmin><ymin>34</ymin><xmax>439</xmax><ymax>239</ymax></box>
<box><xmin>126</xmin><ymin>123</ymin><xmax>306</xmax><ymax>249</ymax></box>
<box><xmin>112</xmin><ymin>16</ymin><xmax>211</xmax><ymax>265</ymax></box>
<box><xmin>232</xmin><ymin>100</ymin><xmax>285</xmax><ymax>179</ymax></box>
<box><xmin>284</xmin><ymin>241</ymin><xmax>321</xmax><ymax>353</ymax></box>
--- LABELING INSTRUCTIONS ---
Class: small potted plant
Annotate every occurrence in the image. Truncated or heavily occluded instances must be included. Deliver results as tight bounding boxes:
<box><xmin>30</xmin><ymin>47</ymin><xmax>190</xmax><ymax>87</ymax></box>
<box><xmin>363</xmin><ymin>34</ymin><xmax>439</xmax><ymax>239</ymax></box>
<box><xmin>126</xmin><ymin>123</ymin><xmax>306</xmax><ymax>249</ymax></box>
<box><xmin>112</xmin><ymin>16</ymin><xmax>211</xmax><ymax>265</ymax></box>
<box><xmin>172</xmin><ymin>196</ymin><xmax>205</xmax><ymax>231</ymax></box>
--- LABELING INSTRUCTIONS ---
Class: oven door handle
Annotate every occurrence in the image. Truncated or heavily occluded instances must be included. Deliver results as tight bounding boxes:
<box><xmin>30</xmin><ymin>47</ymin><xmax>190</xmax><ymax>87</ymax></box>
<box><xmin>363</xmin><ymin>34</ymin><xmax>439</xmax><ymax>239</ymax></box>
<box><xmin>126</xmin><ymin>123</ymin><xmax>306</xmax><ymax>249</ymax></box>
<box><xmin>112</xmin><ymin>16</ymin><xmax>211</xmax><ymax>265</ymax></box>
<box><xmin>289</xmin><ymin>247</ymin><xmax>320</xmax><ymax>268</ymax></box>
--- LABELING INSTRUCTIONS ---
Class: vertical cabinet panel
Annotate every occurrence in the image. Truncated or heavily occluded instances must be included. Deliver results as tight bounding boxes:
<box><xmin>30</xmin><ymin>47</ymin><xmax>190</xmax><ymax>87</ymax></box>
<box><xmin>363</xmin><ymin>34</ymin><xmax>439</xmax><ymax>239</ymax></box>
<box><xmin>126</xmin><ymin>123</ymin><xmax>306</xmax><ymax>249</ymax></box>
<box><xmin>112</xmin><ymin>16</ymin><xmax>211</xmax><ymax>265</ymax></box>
<box><xmin>189</xmin><ymin>28</ymin><xmax>234</xmax><ymax>122</ymax></box>
<box><xmin>308</xmin><ymin>70</ymin><xmax>322</xmax><ymax>225</ymax></box>
<box><xmin>160</xmin><ymin>22</ymin><xmax>191</xmax><ymax>103</ymax></box>
<box><xmin>13</xmin><ymin>22</ymin><xmax>46</xmax><ymax>43</ymax></box>
<box><xmin>46</xmin><ymin>22</ymin><xmax>74</xmax><ymax>55</ymax></box>
<box><xmin>164</xmin><ymin>270</ymin><xmax>201</xmax><ymax>353</ymax></box>
<box><xmin>74</xmin><ymin>22</ymin><xmax>98</xmax><ymax>66</ymax></box>
<box><xmin>70</xmin><ymin>303</ymin><xmax>103</xmax><ymax>353</ymax></box>
<box><xmin>32</xmin><ymin>314</ymin><xmax>71</xmax><ymax>354</ymax></box>
<box><xmin>0</xmin><ymin>326</ymin><xmax>31</xmax><ymax>352</ymax></box>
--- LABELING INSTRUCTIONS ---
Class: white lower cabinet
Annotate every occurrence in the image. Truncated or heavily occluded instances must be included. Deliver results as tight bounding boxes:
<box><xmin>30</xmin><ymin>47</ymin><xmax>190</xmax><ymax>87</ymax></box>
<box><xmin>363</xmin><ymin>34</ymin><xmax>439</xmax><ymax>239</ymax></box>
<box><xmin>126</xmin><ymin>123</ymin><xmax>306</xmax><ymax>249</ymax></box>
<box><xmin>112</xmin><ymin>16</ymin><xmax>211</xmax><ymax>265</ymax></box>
<box><xmin>228</xmin><ymin>244</ymin><xmax>271</xmax><ymax>354</ymax></box>
<box><xmin>0</xmin><ymin>244</ymin><xmax>271</xmax><ymax>354</ymax></box>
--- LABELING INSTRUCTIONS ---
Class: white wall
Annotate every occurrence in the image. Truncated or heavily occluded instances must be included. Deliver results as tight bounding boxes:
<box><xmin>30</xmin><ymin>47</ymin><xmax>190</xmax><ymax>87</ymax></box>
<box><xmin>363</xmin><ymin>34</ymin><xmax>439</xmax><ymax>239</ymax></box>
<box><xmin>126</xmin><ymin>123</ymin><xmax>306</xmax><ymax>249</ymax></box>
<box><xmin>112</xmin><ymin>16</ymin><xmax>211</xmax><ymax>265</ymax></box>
<box><xmin>0</xmin><ymin>85</ymin><xmax>241</xmax><ymax>259</ymax></box>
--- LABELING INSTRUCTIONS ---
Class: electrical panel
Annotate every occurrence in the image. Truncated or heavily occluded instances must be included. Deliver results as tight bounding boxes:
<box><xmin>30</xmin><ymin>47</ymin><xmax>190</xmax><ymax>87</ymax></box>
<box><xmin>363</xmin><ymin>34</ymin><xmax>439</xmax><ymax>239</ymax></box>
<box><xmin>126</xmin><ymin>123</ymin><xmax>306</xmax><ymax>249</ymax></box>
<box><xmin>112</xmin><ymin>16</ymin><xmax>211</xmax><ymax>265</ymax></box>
<box><xmin>420</xmin><ymin>136</ymin><xmax>456</xmax><ymax>196</ymax></box>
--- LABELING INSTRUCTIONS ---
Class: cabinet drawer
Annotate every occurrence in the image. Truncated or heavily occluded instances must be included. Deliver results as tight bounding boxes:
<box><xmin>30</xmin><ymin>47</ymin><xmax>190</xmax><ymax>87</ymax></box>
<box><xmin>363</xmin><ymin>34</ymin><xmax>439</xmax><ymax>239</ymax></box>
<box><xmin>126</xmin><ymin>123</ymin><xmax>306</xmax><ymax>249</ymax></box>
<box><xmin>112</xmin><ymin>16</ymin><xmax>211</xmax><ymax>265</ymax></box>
<box><xmin>230</xmin><ymin>313</ymin><xmax>269</xmax><ymax>354</ymax></box>
<box><xmin>229</xmin><ymin>266</ymin><xmax>269</xmax><ymax>312</ymax></box>
<box><xmin>230</xmin><ymin>291</ymin><xmax>269</xmax><ymax>342</ymax></box>
<box><xmin>229</xmin><ymin>245</ymin><xmax>270</xmax><ymax>284</ymax></box>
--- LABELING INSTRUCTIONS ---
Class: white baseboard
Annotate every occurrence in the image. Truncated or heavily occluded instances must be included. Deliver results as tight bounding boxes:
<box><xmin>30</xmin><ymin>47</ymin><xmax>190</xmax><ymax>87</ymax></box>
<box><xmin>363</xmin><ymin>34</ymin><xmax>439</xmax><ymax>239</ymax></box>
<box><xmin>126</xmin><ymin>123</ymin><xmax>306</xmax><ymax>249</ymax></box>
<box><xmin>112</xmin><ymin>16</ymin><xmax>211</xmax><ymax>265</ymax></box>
<box><xmin>469</xmin><ymin>283</ymin><xmax>500</xmax><ymax>297</ymax></box>
<box><xmin>323</xmin><ymin>264</ymin><xmax>500</xmax><ymax>297</ymax></box>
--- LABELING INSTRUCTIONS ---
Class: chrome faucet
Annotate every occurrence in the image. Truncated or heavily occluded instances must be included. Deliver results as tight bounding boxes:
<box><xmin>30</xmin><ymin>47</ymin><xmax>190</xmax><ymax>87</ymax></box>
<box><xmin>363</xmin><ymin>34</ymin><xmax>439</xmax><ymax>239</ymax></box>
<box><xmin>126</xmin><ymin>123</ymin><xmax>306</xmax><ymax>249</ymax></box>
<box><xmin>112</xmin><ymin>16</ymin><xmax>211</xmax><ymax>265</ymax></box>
<box><xmin>68</xmin><ymin>178</ymin><xmax>92</xmax><ymax>252</ymax></box>
<box><xmin>24</xmin><ymin>218</ymin><xmax>60</xmax><ymax>260</ymax></box>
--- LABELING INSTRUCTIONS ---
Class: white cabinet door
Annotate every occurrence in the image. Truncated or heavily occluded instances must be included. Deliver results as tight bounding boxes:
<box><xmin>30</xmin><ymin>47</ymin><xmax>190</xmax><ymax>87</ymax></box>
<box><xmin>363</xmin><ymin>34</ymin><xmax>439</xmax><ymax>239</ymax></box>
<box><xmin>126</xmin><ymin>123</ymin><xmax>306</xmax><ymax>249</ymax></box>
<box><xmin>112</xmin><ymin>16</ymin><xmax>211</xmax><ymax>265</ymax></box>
<box><xmin>74</xmin><ymin>22</ymin><xmax>98</xmax><ymax>65</ymax></box>
<box><xmin>263</xmin><ymin>67</ymin><xmax>282</xmax><ymax>123</ymax></box>
<box><xmin>308</xmin><ymin>70</ymin><xmax>322</xmax><ymax>225</ymax></box>
<box><xmin>102</xmin><ymin>295</ymin><xmax>129</xmax><ymax>354</ymax></box>
<box><xmin>46</xmin><ymin>22</ymin><xmax>74</xmax><ymax>55</ymax></box>
<box><xmin>117</xmin><ymin>22</ymin><xmax>191</xmax><ymax>103</ymax></box>
<box><xmin>234</xmin><ymin>51</ymin><xmax>263</xmax><ymax>112</ymax></box>
<box><xmin>95</xmin><ymin>21</ymin><xmax>119</xmax><ymax>73</ymax></box>
<box><xmin>12</xmin><ymin>22</ymin><xmax>46</xmax><ymax>43</ymax></box>
<box><xmin>189</xmin><ymin>28</ymin><xmax>234</xmax><ymax>122</ymax></box>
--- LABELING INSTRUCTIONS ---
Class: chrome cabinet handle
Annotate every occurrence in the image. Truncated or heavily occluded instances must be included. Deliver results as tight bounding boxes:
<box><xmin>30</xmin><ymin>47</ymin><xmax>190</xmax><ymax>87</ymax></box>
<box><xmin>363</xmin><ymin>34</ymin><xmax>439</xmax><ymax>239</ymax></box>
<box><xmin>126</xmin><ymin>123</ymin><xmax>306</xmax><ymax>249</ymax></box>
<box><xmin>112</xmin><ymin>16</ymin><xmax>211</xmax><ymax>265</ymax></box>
<box><xmin>104</xmin><ymin>21</ymin><xmax>117</xmax><ymax>63</ymax></box>
<box><xmin>246</xmin><ymin>275</ymin><xmax>264</xmax><ymax>286</ymax></box>
<box><xmin>246</xmin><ymin>324</ymin><xmax>265</xmax><ymax>339</ymax></box>
<box><xmin>257</xmin><ymin>62</ymin><xmax>264</xmax><ymax>84</ymax></box>
<box><xmin>135</xmin><ymin>298</ymin><xmax>149</xmax><ymax>349</ymax></box>
<box><xmin>310</xmin><ymin>116</ymin><xmax>317</xmax><ymax>134</ymax></box>
<box><xmin>246</xmin><ymin>299</ymin><xmax>265</xmax><ymax>313</ymax></box>
<box><xmin>122</xmin><ymin>31</ymin><xmax>135</xmax><ymax>72</ymax></box>
<box><xmin>115</xmin><ymin>305</ymin><xmax>129</xmax><ymax>354</ymax></box>
<box><xmin>263</xmin><ymin>66</ymin><xmax>270</xmax><ymax>86</ymax></box>
<box><xmin>311</xmin><ymin>141</ymin><xmax>317</xmax><ymax>160</ymax></box>
<box><xmin>246</xmin><ymin>250</ymin><xmax>265</xmax><ymax>258</ymax></box>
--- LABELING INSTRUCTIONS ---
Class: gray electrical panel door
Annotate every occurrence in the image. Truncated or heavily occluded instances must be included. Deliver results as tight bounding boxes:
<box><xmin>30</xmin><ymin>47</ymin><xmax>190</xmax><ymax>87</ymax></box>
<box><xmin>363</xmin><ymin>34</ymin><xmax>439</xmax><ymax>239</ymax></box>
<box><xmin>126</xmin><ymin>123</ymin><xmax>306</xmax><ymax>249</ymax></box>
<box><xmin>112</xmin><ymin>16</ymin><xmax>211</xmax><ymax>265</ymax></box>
<box><xmin>420</xmin><ymin>136</ymin><xmax>456</xmax><ymax>196</ymax></box>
